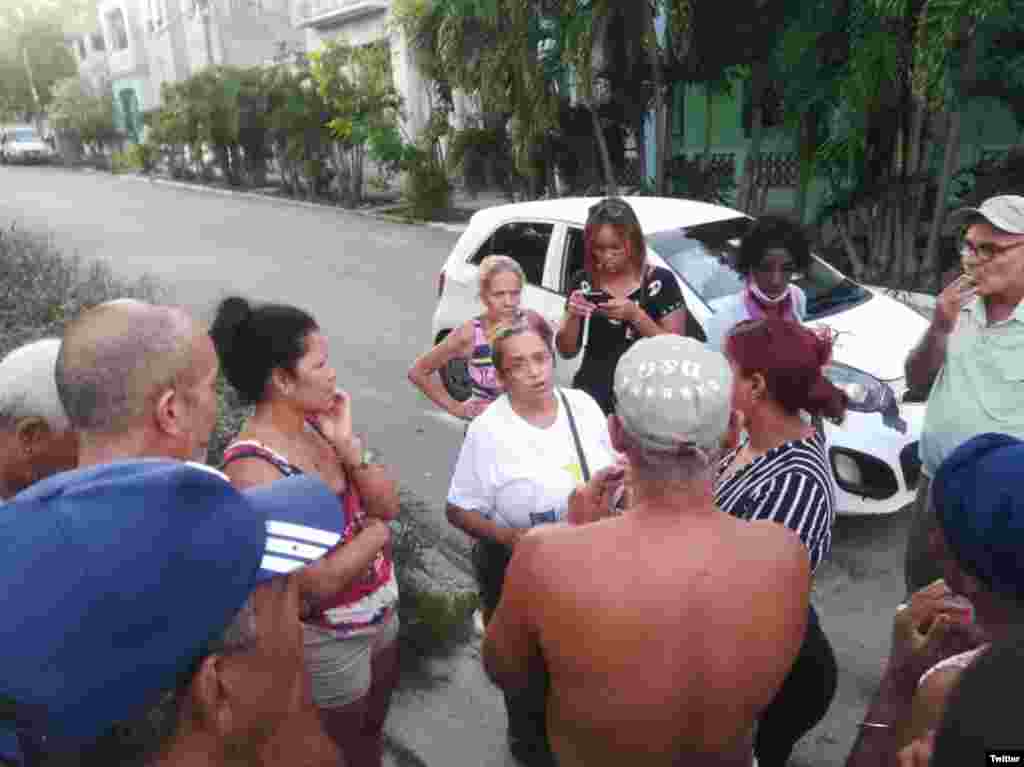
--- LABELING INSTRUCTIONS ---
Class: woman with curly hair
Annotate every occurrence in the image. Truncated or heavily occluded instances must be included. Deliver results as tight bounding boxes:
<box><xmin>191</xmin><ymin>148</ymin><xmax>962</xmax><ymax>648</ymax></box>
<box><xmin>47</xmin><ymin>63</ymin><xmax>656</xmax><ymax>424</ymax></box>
<box><xmin>705</xmin><ymin>215</ymin><xmax>813</xmax><ymax>351</ymax></box>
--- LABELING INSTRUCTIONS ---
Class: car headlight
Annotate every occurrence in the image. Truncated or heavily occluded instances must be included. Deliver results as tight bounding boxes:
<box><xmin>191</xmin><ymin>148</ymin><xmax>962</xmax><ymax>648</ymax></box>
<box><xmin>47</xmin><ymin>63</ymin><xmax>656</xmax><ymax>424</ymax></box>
<box><xmin>823</xmin><ymin>363</ymin><xmax>895</xmax><ymax>413</ymax></box>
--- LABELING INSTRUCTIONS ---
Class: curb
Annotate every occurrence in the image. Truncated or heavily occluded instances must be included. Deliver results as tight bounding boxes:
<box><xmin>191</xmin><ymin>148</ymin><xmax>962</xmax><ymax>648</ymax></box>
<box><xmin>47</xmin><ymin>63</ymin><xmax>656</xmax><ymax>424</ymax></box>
<box><xmin>83</xmin><ymin>168</ymin><xmax>471</xmax><ymax>234</ymax></box>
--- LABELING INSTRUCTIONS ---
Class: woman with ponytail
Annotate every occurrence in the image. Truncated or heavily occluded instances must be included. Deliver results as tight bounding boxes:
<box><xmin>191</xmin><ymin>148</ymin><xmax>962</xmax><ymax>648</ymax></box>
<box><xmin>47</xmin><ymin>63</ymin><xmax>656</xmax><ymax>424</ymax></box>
<box><xmin>210</xmin><ymin>297</ymin><xmax>401</xmax><ymax>767</ymax></box>
<box><xmin>714</xmin><ymin>318</ymin><xmax>847</xmax><ymax>767</ymax></box>
<box><xmin>705</xmin><ymin>215</ymin><xmax>812</xmax><ymax>351</ymax></box>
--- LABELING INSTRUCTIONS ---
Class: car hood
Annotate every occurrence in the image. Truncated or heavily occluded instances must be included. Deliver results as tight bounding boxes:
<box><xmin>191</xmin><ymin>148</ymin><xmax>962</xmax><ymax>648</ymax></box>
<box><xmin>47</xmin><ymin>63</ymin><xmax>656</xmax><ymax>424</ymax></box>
<box><xmin>806</xmin><ymin>290</ymin><xmax>929</xmax><ymax>381</ymax></box>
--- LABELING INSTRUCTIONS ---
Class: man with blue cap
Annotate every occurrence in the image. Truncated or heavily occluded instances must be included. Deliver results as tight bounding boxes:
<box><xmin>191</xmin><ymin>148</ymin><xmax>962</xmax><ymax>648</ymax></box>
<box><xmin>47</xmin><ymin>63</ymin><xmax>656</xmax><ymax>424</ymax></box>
<box><xmin>904</xmin><ymin>195</ymin><xmax>1024</xmax><ymax>594</ymax></box>
<box><xmin>0</xmin><ymin>458</ymin><xmax>350</xmax><ymax>767</ymax></box>
<box><xmin>847</xmin><ymin>433</ymin><xmax>1024</xmax><ymax>767</ymax></box>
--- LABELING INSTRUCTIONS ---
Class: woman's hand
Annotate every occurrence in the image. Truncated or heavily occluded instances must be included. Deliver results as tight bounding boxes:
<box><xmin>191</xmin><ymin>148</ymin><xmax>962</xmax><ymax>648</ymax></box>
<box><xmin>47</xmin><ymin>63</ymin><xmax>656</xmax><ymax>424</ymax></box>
<box><xmin>457</xmin><ymin>399</ymin><xmax>490</xmax><ymax>421</ymax></box>
<box><xmin>897</xmin><ymin>730</ymin><xmax>935</xmax><ymax>767</ymax></box>
<box><xmin>597</xmin><ymin>298</ymin><xmax>641</xmax><ymax>324</ymax></box>
<box><xmin>313</xmin><ymin>391</ymin><xmax>362</xmax><ymax>466</ymax></box>
<box><xmin>566</xmin><ymin>290</ymin><xmax>597</xmax><ymax>319</ymax></box>
<box><xmin>888</xmin><ymin>579</ymin><xmax>986</xmax><ymax>684</ymax></box>
<box><xmin>358</xmin><ymin>517</ymin><xmax>391</xmax><ymax>550</ymax></box>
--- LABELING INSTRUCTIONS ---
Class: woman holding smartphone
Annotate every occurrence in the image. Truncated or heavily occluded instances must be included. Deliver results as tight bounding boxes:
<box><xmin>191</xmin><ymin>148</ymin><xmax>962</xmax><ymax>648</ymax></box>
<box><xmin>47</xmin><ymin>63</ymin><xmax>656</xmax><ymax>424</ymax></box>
<box><xmin>555</xmin><ymin>197</ymin><xmax>688</xmax><ymax>414</ymax></box>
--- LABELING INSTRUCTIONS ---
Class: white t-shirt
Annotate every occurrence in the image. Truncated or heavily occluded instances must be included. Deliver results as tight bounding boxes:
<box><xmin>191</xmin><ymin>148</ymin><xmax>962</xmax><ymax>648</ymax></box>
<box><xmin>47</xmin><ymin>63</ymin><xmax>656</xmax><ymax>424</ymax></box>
<box><xmin>447</xmin><ymin>388</ymin><xmax>616</xmax><ymax>529</ymax></box>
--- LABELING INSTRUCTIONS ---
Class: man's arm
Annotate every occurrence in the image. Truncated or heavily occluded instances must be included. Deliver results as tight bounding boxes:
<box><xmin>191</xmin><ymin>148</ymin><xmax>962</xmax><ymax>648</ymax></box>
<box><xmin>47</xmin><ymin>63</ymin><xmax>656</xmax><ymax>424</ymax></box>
<box><xmin>905</xmin><ymin>276</ymin><xmax>973</xmax><ymax>393</ymax></box>
<box><xmin>482</xmin><ymin>536</ymin><xmax>546</xmax><ymax>693</ymax></box>
<box><xmin>904</xmin><ymin>324</ymin><xmax>951</xmax><ymax>394</ymax></box>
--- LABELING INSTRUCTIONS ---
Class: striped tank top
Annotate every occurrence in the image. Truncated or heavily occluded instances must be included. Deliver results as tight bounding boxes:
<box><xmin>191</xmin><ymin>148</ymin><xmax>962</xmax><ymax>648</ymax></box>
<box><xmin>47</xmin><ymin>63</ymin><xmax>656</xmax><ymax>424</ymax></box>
<box><xmin>222</xmin><ymin>439</ymin><xmax>398</xmax><ymax>637</ymax></box>
<box><xmin>468</xmin><ymin>312</ymin><xmax>523</xmax><ymax>402</ymax></box>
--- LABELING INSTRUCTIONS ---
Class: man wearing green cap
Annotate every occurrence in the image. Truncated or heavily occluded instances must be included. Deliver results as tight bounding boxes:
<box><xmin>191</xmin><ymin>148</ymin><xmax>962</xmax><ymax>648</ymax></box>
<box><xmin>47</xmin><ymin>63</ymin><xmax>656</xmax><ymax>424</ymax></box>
<box><xmin>904</xmin><ymin>194</ymin><xmax>1024</xmax><ymax>595</ymax></box>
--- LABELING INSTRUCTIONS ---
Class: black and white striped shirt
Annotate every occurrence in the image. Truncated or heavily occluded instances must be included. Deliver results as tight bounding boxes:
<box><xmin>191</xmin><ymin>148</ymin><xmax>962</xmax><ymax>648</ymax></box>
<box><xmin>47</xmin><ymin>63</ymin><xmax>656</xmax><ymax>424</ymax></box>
<box><xmin>714</xmin><ymin>434</ymin><xmax>834</xmax><ymax>574</ymax></box>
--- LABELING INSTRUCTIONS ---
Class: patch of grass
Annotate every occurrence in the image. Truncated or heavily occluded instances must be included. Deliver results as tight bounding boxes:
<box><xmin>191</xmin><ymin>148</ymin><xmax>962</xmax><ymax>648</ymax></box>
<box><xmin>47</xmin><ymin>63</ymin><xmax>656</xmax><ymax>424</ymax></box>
<box><xmin>390</xmin><ymin>498</ymin><xmax>478</xmax><ymax>685</ymax></box>
<box><xmin>390</xmin><ymin>493</ymin><xmax>478</xmax><ymax>655</ymax></box>
<box><xmin>377</xmin><ymin>205</ymin><xmax>475</xmax><ymax>224</ymax></box>
<box><xmin>0</xmin><ymin>222</ymin><xmax>163</xmax><ymax>356</ymax></box>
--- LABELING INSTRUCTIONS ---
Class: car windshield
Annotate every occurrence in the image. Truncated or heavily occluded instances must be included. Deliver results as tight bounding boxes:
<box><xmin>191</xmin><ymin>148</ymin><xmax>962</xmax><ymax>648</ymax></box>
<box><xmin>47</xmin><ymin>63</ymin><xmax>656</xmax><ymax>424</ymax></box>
<box><xmin>13</xmin><ymin>129</ymin><xmax>38</xmax><ymax>142</ymax></box>
<box><xmin>648</xmin><ymin>221</ymin><xmax>871</xmax><ymax>320</ymax></box>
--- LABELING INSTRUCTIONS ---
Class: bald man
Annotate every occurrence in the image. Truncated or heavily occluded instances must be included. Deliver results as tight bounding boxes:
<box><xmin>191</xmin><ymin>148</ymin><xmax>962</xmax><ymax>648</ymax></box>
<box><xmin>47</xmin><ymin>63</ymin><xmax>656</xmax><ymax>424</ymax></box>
<box><xmin>56</xmin><ymin>300</ymin><xmax>220</xmax><ymax>467</ymax></box>
<box><xmin>484</xmin><ymin>337</ymin><xmax>811</xmax><ymax>767</ymax></box>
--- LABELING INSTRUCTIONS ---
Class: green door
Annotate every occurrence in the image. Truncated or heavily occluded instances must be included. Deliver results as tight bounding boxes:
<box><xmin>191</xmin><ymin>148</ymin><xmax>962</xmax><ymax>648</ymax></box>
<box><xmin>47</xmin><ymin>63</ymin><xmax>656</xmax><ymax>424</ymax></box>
<box><xmin>119</xmin><ymin>88</ymin><xmax>141</xmax><ymax>143</ymax></box>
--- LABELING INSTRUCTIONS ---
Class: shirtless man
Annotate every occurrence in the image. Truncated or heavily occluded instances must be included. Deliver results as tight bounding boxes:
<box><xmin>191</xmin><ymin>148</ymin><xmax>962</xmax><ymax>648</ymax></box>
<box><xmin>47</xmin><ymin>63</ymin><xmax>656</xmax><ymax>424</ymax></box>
<box><xmin>483</xmin><ymin>335</ymin><xmax>812</xmax><ymax>767</ymax></box>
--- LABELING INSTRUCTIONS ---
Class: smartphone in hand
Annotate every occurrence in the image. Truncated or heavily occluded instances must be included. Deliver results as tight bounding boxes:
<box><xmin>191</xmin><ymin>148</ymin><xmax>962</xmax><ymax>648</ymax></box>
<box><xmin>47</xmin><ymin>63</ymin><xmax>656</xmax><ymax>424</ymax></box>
<box><xmin>583</xmin><ymin>289</ymin><xmax>612</xmax><ymax>305</ymax></box>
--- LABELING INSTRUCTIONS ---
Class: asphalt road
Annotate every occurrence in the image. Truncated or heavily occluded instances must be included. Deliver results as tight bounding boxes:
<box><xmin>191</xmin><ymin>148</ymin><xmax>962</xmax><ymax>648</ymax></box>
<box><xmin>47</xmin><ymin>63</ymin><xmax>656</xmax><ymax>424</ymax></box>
<box><xmin>1</xmin><ymin>164</ymin><xmax>469</xmax><ymax>541</ymax></box>
<box><xmin>1</xmin><ymin>165</ymin><xmax>913</xmax><ymax>767</ymax></box>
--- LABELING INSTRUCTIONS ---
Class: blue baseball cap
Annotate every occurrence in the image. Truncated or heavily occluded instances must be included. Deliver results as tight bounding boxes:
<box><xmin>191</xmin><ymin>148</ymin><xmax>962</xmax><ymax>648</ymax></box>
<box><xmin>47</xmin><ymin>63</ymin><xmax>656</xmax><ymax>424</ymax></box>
<box><xmin>933</xmin><ymin>433</ymin><xmax>1024</xmax><ymax>601</ymax></box>
<box><xmin>0</xmin><ymin>458</ymin><xmax>344</xmax><ymax>753</ymax></box>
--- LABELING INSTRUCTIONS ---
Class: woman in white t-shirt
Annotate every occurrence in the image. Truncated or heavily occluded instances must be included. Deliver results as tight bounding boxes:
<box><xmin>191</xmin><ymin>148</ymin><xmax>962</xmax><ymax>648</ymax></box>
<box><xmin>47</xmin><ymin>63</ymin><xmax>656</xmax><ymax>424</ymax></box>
<box><xmin>445</xmin><ymin>318</ymin><xmax>618</xmax><ymax>765</ymax></box>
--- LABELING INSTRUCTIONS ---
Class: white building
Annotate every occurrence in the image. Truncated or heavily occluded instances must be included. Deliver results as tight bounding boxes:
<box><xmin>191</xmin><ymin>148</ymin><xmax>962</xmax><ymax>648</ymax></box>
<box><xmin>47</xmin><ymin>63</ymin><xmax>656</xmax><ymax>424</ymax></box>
<box><xmin>72</xmin><ymin>0</ymin><xmax>305</xmax><ymax>140</ymax></box>
<box><xmin>292</xmin><ymin>0</ymin><xmax>430</xmax><ymax>137</ymax></box>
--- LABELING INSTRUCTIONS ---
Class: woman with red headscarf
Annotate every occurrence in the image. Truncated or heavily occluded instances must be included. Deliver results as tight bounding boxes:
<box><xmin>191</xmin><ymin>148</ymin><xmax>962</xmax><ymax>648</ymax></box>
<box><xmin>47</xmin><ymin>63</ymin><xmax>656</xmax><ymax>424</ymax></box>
<box><xmin>555</xmin><ymin>197</ymin><xmax>688</xmax><ymax>414</ymax></box>
<box><xmin>715</xmin><ymin>318</ymin><xmax>848</xmax><ymax>767</ymax></box>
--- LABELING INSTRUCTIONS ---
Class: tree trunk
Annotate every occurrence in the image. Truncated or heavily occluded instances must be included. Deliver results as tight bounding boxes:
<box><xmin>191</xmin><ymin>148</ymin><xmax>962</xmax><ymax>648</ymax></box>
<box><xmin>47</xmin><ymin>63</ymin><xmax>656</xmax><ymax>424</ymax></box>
<box><xmin>702</xmin><ymin>85</ymin><xmax>713</xmax><ymax>169</ymax></box>
<box><xmin>327</xmin><ymin>142</ymin><xmax>345</xmax><ymax>201</ymax></box>
<box><xmin>634</xmin><ymin>116</ymin><xmax>648</xmax><ymax>189</ymax></box>
<box><xmin>836</xmin><ymin>217</ymin><xmax>867</xmax><ymax>279</ymax></box>
<box><xmin>739</xmin><ymin>68</ymin><xmax>766</xmax><ymax>213</ymax></box>
<box><xmin>588</xmin><ymin>101</ymin><xmax>618</xmax><ymax>196</ymax></box>
<box><xmin>898</xmin><ymin>101</ymin><xmax>929</xmax><ymax>288</ymax></box>
<box><xmin>215</xmin><ymin>145</ymin><xmax>232</xmax><ymax>184</ymax></box>
<box><xmin>229</xmin><ymin>144</ymin><xmax>244</xmax><ymax>186</ymax></box>
<box><xmin>794</xmin><ymin>113</ymin><xmax>816</xmax><ymax>223</ymax></box>
<box><xmin>923</xmin><ymin>21</ymin><xmax>978</xmax><ymax>290</ymax></box>
<box><xmin>662</xmin><ymin>90</ymin><xmax>673</xmax><ymax>195</ymax></box>
<box><xmin>642</xmin><ymin>2</ymin><xmax>668</xmax><ymax>195</ymax></box>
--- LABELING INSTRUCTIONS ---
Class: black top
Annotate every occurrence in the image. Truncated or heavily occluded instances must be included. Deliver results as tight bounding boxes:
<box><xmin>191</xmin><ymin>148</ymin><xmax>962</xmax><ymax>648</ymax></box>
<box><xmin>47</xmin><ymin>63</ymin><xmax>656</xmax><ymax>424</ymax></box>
<box><xmin>567</xmin><ymin>265</ymin><xmax>686</xmax><ymax>413</ymax></box>
<box><xmin>714</xmin><ymin>434</ymin><xmax>834</xmax><ymax>574</ymax></box>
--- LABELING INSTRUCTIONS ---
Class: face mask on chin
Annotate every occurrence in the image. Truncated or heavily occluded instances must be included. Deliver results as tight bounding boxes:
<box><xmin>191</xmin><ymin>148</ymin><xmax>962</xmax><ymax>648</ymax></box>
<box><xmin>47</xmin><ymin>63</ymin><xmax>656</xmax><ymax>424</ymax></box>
<box><xmin>748</xmin><ymin>279</ymin><xmax>790</xmax><ymax>304</ymax></box>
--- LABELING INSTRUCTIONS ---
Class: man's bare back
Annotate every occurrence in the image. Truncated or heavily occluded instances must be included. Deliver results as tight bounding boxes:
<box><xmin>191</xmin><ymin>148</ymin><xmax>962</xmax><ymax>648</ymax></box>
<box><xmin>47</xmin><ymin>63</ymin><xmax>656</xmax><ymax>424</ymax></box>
<box><xmin>486</xmin><ymin>506</ymin><xmax>810</xmax><ymax>767</ymax></box>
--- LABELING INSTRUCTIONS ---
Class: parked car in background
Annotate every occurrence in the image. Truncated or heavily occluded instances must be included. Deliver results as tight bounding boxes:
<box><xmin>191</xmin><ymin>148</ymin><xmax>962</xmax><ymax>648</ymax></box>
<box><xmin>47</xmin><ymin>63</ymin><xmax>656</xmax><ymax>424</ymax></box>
<box><xmin>0</xmin><ymin>125</ymin><xmax>55</xmax><ymax>165</ymax></box>
<box><xmin>431</xmin><ymin>197</ymin><xmax>930</xmax><ymax>516</ymax></box>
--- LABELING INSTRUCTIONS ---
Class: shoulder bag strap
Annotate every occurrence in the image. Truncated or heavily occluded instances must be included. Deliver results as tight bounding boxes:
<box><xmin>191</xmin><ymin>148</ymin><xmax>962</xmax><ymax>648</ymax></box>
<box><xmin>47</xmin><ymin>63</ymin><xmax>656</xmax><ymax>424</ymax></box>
<box><xmin>558</xmin><ymin>389</ymin><xmax>591</xmax><ymax>482</ymax></box>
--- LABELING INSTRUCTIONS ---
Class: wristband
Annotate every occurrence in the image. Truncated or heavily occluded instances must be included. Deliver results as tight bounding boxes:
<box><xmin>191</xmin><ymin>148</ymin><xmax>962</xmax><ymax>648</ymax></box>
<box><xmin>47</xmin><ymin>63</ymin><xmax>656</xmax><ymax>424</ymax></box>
<box><xmin>858</xmin><ymin>721</ymin><xmax>892</xmax><ymax>730</ymax></box>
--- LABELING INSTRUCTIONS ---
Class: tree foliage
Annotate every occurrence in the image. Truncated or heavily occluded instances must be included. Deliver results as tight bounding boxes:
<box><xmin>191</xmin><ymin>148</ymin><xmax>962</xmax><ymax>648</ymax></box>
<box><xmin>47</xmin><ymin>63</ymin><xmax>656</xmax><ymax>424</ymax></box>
<box><xmin>0</xmin><ymin>0</ymin><xmax>85</xmax><ymax>119</ymax></box>
<box><xmin>48</xmin><ymin>75</ymin><xmax>119</xmax><ymax>150</ymax></box>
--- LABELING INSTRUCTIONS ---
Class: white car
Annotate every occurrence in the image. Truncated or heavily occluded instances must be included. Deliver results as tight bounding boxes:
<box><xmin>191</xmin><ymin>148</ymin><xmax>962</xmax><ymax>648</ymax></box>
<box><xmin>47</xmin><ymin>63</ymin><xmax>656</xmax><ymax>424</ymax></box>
<box><xmin>431</xmin><ymin>197</ymin><xmax>929</xmax><ymax>516</ymax></box>
<box><xmin>0</xmin><ymin>126</ymin><xmax>55</xmax><ymax>165</ymax></box>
